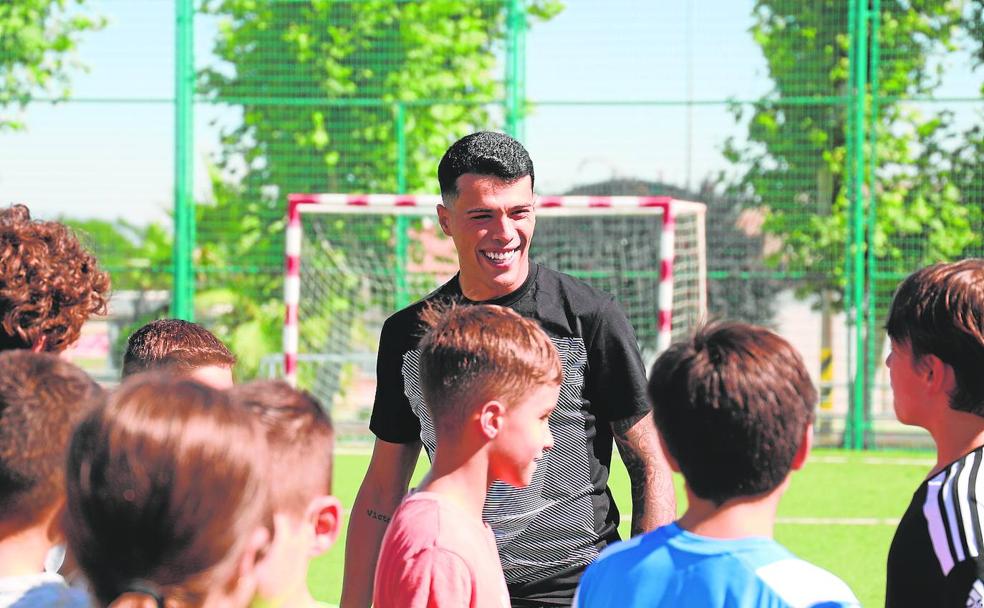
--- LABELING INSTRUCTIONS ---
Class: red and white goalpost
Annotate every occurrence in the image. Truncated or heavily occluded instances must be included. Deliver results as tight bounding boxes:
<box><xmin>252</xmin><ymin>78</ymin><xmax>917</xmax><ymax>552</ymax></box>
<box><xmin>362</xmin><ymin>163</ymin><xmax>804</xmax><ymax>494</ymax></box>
<box><xmin>283</xmin><ymin>193</ymin><xmax>705</xmax><ymax>399</ymax></box>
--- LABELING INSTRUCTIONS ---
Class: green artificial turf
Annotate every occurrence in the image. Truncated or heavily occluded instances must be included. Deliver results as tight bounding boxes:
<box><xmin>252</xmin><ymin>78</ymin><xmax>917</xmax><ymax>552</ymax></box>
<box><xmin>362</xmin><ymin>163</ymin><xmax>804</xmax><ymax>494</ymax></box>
<box><xmin>309</xmin><ymin>447</ymin><xmax>931</xmax><ymax>606</ymax></box>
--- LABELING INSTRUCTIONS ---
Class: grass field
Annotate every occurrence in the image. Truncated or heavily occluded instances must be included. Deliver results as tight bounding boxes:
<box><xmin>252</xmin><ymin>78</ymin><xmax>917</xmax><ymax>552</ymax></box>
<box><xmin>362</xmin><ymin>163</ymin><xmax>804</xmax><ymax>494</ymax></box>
<box><xmin>308</xmin><ymin>447</ymin><xmax>932</xmax><ymax>607</ymax></box>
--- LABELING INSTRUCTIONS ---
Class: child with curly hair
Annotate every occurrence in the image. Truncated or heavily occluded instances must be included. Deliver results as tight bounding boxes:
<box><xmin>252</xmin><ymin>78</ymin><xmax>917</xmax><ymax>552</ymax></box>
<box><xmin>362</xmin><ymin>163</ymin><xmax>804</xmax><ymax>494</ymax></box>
<box><xmin>0</xmin><ymin>204</ymin><xmax>110</xmax><ymax>353</ymax></box>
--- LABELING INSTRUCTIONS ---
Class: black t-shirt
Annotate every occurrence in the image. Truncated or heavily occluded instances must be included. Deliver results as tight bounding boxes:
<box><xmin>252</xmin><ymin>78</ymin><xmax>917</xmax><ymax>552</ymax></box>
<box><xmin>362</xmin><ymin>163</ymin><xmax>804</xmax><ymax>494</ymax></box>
<box><xmin>886</xmin><ymin>445</ymin><xmax>984</xmax><ymax>608</ymax></box>
<box><xmin>370</xmin><ymin>262</ymin><xmax>651</xmax><ymax>606</ymax></box>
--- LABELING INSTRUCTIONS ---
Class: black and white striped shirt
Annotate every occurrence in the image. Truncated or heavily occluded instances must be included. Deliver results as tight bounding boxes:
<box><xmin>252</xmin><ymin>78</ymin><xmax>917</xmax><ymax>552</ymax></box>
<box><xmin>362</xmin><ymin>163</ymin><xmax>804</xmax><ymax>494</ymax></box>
<box><xmin>886</xmin><ymin>445</ymin><xmax>984</xmax><ymax>608</ymax></box>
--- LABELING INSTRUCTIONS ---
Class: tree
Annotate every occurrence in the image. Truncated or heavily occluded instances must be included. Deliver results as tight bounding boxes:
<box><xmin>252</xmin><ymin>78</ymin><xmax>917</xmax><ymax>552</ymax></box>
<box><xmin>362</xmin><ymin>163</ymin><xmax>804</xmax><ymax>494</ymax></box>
<box><xmin>725</xmin><ymin>1</ymin><xmax>981</xmax><ymax>298</ymax></box>
<box><xmin>725</xmin><ymin>0</ymin><xmax>983</xmax><ymax>444</ymax></box>
<box><xmin>194</xmin><ymin>1</ymin><xmax>562</xmax><ymax>378</ymax></box>
<box><xmin>0</xmin><ymin>0</ymin><xmax>104</xmax><ymax>131</ymax></box>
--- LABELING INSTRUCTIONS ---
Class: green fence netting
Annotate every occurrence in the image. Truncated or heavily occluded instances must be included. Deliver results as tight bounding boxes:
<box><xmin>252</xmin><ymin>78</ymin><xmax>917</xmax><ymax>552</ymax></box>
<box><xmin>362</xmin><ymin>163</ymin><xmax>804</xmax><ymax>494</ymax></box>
<box><xmin>0</xmin><ymin>0</ymin><xmax>980</xmax><ymax>447</ymax></box>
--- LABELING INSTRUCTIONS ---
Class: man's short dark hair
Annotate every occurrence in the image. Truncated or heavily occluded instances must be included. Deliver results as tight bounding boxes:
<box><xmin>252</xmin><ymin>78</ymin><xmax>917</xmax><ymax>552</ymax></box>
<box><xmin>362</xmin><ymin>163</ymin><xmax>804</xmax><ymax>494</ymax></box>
<box><xmin>437</xmin><ymin>131</ymin><xmax>535</xmax><ymax>206</ymax></box>
<box><xmin>648</xmin><ymin>322</ymin><xmax>816</xmax><ymax>506</ymax></box>
<box><xmin>122</xmin><ymin>319</ymin><xmax>236</xmax><ymax>378</ymax></box>
<box><xmin>886</xmin><ymin>259</ymin><xmax>984</xmax><ymax>415</ymax></box>
<box><xmin>0</xmin><ymin>351</ymin><xmax>104</xmax><ymax>526</ymax></box>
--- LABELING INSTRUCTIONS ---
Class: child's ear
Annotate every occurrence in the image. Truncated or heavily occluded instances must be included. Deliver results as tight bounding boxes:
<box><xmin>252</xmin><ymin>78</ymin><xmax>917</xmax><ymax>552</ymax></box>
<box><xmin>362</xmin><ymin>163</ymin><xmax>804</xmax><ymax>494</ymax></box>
<box><xmin>791</xmin><ymin>423</ymin><xmax>813</xmax><ymax>471</ymax></box>
<box><xmin>478</xmin><ymin>400</ymin><xmax>505</xmax><ymax>440</ymax></box>
<box><xmin>305</xmin><ymin>495</ymin><xmax>343</xmax><ymax>557</ymax></box>
<box><xmin>236</xmin><ymin>524</ymin><xmax>271</xmax><ymax>592</ymax></box>
<box><xmin>46</xmin><ymin>500</ymin><xmax>67</xmax><ymax>545</ymax></box>
<box><xmin>655</xmin><ymin>428</ymin><xmax>681</xmax><ymax>474</ymax></box>
<box><xmin>923</xmin><ymin>354</ymin><xmax>955</xmax><ymax>396</ymax></box>
<box><xmin>31</xmin><ymin>334</ymin><xmax>48</xmax><ymax>353</ymax></box>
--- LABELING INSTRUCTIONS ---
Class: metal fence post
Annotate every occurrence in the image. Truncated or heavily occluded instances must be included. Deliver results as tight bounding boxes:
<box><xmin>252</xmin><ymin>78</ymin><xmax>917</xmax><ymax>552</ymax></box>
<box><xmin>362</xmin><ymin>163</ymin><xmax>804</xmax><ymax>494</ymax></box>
<box><xmin>505</xmin><ymin>0</ymin><xmax>527</xmax><ymax>140</ymax></box>
<box><xmin>846</xmin><ymin>0</ymin><xmax>869</xmax><ymax>450</ymax></box>
<box><xmin>172</xmin><ymin>0</ymin><xmax>195</xmax><ymax>320</ymax></box>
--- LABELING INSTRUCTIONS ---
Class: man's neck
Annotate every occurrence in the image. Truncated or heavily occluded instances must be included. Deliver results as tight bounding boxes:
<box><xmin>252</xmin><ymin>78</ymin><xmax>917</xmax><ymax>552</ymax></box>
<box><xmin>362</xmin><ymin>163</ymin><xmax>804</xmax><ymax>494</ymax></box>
<box><xmin>418</xmin><ymin>443</ymin><xmax>492</xmax><ymax>521</ymax></box>
<box><xmin>0</xmin><ymin>524</ymin><xmax>53</xmax><ymax>578</ymax></box>
<box><xmin>676</xmin><ymin>484</ymin><xmax>784</xmax><ymax>540</ymax></box>
<box><xmin>927</xmin><ymin>409</ymin><xmax>984</xmax><ymax>476</ymax></box>
<box><xmin>457</xmin><ymin>262</ymin><xmax>531</xmax><ymax>303</ymax></box>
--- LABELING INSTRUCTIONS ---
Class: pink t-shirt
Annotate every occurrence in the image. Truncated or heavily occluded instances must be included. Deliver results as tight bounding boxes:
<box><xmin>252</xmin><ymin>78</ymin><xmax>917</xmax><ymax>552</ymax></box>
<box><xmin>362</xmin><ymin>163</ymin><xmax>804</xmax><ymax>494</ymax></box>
<box><xmin>373</xmin><ymin>491</ymin><xmax>511</xmax><ymax>608</ymax></box>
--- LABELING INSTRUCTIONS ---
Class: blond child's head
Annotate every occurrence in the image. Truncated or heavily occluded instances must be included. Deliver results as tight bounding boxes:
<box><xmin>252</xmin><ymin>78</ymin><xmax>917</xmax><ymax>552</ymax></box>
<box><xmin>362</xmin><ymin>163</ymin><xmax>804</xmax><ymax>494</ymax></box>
<box><xmin>231</xmin><ymin>380</ymin><xmax>341</xmax><ymax>605</ymax></box>
<box><xmin>418</xmin><ymin>302</ymin><xmax>563</xmax><ymax>486</ymax></box>
<box><xmin>64</xmin><ymin>374</ymin><xmax>273</xmax><ymax>608</ymax></box>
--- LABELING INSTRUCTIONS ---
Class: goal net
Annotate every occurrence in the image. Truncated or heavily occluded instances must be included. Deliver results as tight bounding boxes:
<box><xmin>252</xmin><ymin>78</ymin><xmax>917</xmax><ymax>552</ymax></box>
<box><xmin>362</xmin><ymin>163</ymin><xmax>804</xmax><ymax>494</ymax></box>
<box><xmin>283</xmin><ymin>194</ymin><xmax>706</xmax><ymax>423</ymax></box>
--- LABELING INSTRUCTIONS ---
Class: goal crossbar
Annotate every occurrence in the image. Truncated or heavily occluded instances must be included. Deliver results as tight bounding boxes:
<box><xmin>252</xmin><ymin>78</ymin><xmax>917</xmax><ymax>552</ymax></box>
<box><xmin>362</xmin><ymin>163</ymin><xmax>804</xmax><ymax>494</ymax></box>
<box><xmin>284</xmin><ymin>193</ymin><xmax>706</xmax><ymax>386</ymax></box>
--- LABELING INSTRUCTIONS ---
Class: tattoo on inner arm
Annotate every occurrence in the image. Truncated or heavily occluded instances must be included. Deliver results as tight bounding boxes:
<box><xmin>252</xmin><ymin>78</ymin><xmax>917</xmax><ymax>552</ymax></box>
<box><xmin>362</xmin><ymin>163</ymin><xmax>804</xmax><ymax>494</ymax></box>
<box><xmin>612</xmin><ymin>412</ymin><xmax>676</xmax><ymax>533</ymax></box>
<box><xmin>367</xmin><ymin>509</ymin><xmax>391</xmax><ymax>523</ymax></box>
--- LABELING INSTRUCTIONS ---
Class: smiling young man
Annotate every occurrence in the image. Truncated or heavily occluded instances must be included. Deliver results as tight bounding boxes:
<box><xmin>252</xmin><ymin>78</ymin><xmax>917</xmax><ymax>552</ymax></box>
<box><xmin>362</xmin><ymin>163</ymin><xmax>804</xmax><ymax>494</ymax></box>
<box><xmin>341</xmin><ymin>131</ymin><xmax>677</xmax><ymax>608</ymax></box>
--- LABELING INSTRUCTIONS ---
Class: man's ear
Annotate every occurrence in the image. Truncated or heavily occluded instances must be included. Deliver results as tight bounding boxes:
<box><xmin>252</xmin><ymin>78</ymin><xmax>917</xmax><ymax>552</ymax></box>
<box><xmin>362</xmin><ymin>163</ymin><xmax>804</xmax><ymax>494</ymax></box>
<box><xmin>791</xmin><ymin>423</ymin><xmax>813</xmax><ymax>471</ymax></box>
<box><xmin>478</xmin><ymin>400</ymin><xmax>505</xmax><ymax>440</ymax></box>
<box><xmin>305</xmin><ymin>495</ymin><xmax>343</xmax><ymax>557</ymax></box>
<box><xmin>436</xmin><ymin>204</ymin><xmax>452</xmax><ymax>236</ymax></box>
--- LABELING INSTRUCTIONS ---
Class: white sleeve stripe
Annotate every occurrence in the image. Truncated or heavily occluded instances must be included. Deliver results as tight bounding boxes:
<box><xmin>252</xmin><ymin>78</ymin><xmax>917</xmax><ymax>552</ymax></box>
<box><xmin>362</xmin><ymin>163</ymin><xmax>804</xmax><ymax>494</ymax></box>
<box><xmin>924</xmin><ymin>451</ymin><xmax>984</xmax><ymax>576</ymax></box>
<box><xmin>974</xmin><ymin>453</ymin><xmax>984</xmax><ymax>557</ymax></box>
<box><xmin>925</xmin><ymin>472</ymin><xmax>956</xmax><ymax>574</ymax></box>
<box><xmin>943</xmin><ymin>460</ymin><xmax>967</xmax><ymax>563</ymax></box>
<box><xmin>958</xmin><ymin>451</ymin><xmax>981</xmax><ymax>558</ymax></box>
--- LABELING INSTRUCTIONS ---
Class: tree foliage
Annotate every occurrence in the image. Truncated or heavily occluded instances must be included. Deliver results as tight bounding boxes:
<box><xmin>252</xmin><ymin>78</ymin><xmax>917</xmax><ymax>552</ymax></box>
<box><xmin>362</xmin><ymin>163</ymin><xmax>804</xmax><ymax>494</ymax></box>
<box><xmin>0</xmin><ymin>0</ymin><xmax>104</xmax><ymax>130</ymax></box>
<box><xmin>725</xmin><ymin>0</ymin><xmax>983</xmax><ymax>303</ymax></box>
<box><xmin>194</xmin><ymin>0</ymin><xmax>561</xmax><ymax>377</ymax></box>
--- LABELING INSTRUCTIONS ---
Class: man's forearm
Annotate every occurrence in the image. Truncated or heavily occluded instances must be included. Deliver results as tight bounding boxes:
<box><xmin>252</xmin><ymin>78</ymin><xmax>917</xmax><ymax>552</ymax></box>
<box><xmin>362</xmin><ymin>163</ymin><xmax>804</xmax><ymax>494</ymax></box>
<box><xmin>339</xmin><ymin>491</ymin><xmax>398</xmax><ymax>608</ymax></box>
<box><xmin>612</xmin><ymin>412</ymin><xmax>677</xmax><ymax>535</ymax></box>
<box><xmin>624</xmin><ymin>446</ymin><xmax>676</xmax><ymax>534</ymax></box>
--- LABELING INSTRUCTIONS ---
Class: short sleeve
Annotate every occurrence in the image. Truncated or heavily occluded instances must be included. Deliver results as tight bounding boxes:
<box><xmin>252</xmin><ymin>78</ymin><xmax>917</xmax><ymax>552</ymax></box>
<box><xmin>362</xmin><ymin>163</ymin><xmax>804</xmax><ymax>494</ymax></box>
<box><xmin>369</xmin><ymin>314</ymin><xmax>423</xmax><ymax>443</ymax></box>
<box><xmin>583</xmin><ymin>297</ymin><xmax>651</xmax><ymax>424</ymax></box>
<box><xmin>375</xmin><ymin>547</ymin><xmax>475</xmax><ymax>608</ymax></box>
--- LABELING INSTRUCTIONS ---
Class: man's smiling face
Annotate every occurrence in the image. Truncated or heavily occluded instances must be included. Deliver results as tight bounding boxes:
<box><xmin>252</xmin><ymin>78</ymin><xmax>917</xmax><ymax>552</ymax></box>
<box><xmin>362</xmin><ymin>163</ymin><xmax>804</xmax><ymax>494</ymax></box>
<box><xmin>436</xmin><ymin>173</ymin><xmax>535</xmax><ymax>302</ymax></box>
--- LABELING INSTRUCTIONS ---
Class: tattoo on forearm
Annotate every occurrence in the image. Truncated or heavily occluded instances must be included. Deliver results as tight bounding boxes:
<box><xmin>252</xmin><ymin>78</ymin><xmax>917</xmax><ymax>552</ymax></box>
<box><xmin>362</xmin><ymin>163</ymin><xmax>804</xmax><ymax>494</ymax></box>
<box><xmin>612</xmin><ymin>412</ymin><xmax>677</xmax><ymax>534</ymax></box>
<box><xmin>367</xmin><ymin>509</ymin><xmax>391</xmax><ymax>523</ymax></box>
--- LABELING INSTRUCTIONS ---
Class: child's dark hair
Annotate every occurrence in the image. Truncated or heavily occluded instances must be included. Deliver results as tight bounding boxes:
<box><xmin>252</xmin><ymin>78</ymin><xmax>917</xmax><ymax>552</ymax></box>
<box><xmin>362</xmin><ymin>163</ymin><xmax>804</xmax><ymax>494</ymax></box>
<box><xmin>0</xmin><ymin>204</ymin><xmax>111</xmax><ymax>352</ymax></box>
<box><xmin>648</xmin><ymin>322</ymin><xmax>816</xmax><ymax>505</ymax></box>
<box><xmin>418</xmin><ymin>302</ymin><xmax>561</xmax><ymax>433</ymax></box>
<box><xmin>0</xmin><ymin>351</ymin><xmax>104</xmax><ymax>526</ymax></box>
<box><xmin>231</xmin><ymin>380</ymin><xmax>334</xmax><ymax>515</ymax></box>
<box><xmin>64</xmin><ymin>374</ymin><xmax>269</xmax><ymax>607</ymax></box>
<box><xmin>122</xmin><ymin>318</ymin><xmax>236</xmax><ymax>378</ymax></box>
<box><xmin>885</xmin><ymin>259</ymin><xmax>984</xmax><ymax>414</ymax></box>
<box><xmin>437</xmin><ymin>131</ymin><xmax>535</xmax><ymax>206</ymax></box>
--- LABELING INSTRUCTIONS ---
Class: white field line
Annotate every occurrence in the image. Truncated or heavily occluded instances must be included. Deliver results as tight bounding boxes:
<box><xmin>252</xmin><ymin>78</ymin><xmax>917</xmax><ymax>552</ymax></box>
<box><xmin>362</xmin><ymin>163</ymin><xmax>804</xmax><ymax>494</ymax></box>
<box><xmin>335</xmin><ymin>445</ymin><xmax>375</xmax><ymax>456</ymax></box>
<box><xmin>810</xmin><ymin>455</ymin><xmax>934</xmax><ymax>466</ymax></box>
<box><xmin>777</xmin><ymin>516</ymin><xmax>899</xmax><ymax>526</ymax></box>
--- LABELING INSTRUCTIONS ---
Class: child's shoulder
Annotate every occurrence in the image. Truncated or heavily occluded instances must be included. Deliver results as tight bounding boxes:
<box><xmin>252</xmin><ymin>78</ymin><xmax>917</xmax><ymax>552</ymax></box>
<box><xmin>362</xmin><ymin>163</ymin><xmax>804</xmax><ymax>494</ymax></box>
<box><xmin>0</xmin><ymin>573</ymin><xmax>90</xmax><ymax>608</ymax></box>
<box><xmin>753</xmin><ymin>556</ymin><xmax>859</xmax><ymax>607</ymax></box>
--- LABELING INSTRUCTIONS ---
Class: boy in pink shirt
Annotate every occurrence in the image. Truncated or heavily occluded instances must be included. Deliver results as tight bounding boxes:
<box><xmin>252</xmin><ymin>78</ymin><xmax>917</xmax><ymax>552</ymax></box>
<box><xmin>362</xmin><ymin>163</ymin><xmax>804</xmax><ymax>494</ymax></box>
<box><xmin>373</xmin><ymin>303</ymin><xmax>562</xmax><ymax>608</ymax></box>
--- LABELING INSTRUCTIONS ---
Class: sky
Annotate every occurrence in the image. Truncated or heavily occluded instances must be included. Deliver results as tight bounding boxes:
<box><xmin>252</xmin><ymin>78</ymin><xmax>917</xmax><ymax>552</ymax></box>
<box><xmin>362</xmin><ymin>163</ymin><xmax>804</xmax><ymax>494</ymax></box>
<box><xmin>0</xmin><ymin>0</ymin><xmax>979</xmax><ymax>224</ymax></box>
